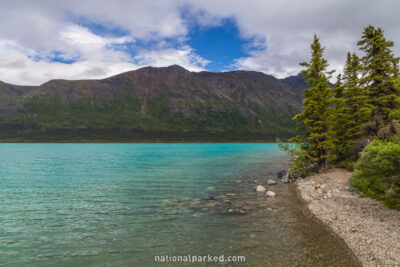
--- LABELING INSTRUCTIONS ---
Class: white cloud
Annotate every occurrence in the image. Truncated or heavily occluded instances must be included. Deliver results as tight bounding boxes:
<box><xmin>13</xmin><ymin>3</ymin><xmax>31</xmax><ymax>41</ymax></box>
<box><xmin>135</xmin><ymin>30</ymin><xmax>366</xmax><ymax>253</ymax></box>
<box><xmin>0</xmin><ymin>0</ymin><xmax>205</xmax><ymax>85</ymax></box>
<box><xmin>188</xmin><ymin>0</ymin><xmax>400</xmax><ymax>78</ymax></box>
<box><xmin>0</xmin><ymin>35</ymin><xmax>208</xmax><ymax>85</ymax></box>
<box><xmin>0</xmin><ymin>0</ymin><xmax>399</xmax><ymax>84</ymax></box>
<box><xmin>133</xmin><ymin>46</ymin><xmax>209</xmax><ymax>72</ymax></box>
<box><xmin>0</xmin><ymin>9</ymin><xmax>207</xmax><ymax>85</ymax></box>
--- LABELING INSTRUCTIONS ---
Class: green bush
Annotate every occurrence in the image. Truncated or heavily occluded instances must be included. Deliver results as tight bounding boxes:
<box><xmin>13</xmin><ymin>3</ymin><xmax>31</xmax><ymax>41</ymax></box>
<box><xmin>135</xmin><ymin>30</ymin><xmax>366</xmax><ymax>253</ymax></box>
<box><xmin>278</xmin><ymin>141</ymin><xmax>318</xmax><ymax>178</ymax></box>
<box><xmin>350</xmin><ymin>139</ymin><xmax>400</xmax><ymax>210</ymax></box>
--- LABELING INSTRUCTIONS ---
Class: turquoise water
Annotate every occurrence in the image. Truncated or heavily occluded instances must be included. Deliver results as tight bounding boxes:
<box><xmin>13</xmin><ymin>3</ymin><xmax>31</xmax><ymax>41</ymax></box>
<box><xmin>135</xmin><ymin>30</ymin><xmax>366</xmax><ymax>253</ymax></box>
<box><xmin>0</xmin><ymin>144</ymin><xmax>358</xmax><ymax>266</ymax></box>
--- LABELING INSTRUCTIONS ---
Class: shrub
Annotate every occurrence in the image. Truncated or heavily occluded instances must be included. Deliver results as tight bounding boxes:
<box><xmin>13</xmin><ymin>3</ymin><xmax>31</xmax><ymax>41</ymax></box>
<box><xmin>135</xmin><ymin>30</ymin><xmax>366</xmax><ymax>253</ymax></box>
<box><xmin>350</xmin><ymin>139</ymin><xmax>400</xmax><ymax>210</ymax></box>
<box><xmin>278</xmin><ymin>141</ymin><xmax>318</xmax><ymax>178</ymax></box>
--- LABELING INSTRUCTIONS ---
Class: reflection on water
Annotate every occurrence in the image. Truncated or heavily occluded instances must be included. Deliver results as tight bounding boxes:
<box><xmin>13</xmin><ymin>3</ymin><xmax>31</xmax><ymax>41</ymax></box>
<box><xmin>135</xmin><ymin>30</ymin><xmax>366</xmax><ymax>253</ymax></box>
<box><xmin>0</xmin><ymin>143</ymin><xmax>359</xmax><ymax>266</ymax></box>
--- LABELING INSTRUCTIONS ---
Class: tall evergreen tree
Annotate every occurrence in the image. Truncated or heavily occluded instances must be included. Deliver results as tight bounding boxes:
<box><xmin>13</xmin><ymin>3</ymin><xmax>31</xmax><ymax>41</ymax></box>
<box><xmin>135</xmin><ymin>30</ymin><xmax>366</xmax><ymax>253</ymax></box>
<box><xmin>327</xmin><ymin>71</ymin><xmax>347</xmax><ymax>164</ymax></box>
<box><xmin>328</xmin><ymin>52</ymin><xmax>370</xmax><ymax>164</ymax></box>
<box><xmin>292</xmin><ymin>34</ymin><xmax>334</xmax><ymax>169</ymax></box>
<box><xmin>334</xmin><ymin>73</ymin><xmax>343</xmax><ymax>99</ymax></box>
<box><xmin>357</xmin><ymin>25</ymin><xmax>400</xmax><ymax>136</ymax></box>
<box><xmin>342</xmin><ymin>53</ymin><xmax>370</xmax><ymax>142</ymax></box>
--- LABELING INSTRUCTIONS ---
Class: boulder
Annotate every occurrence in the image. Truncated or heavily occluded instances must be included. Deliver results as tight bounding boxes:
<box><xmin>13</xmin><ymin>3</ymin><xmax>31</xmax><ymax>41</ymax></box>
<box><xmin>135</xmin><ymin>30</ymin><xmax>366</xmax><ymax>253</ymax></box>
<box><xmin>281</xmin><ymin>173</ymin><xmax>290</xmax><ymax>183</ymax></box>
<box><xmin>267</xmin><ymin>179</ymin><xmax>277</xmax><ymax>185</ymax></box>
<box><xmin>256</xmin><ymin>185</ymin><xmax>266</xmax><ymax>192</ymax></box>
<box><xmin>266</xmin><ymin>191</ymin><xmax>276</xmax><ymax>198</ymax></box>
<box><xmin>277</xmin><ymin>170</ymin><xmax>287</xmax><ymax>179</ymax></box>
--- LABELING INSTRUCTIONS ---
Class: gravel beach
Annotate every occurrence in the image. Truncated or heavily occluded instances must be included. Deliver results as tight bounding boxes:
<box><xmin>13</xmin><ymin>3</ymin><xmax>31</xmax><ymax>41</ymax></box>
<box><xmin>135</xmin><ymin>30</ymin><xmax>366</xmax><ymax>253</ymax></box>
<box><xmin>297</xmin><ymin>168</ymin><xmax>400</xmax><ymax>266</ymax></box>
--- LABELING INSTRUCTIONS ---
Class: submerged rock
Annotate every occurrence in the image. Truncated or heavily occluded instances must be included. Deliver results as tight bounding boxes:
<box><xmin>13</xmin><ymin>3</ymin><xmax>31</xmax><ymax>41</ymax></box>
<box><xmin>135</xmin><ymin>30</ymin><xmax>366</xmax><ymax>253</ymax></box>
<box><xmin>227</xmin><ymin>209</ymin><xmax>247</xmax><ymax>215</ymax></box>
<box><xmin>205</xmin><ymin>202</ymin><xmax>217</xmax><ymax>207</ymax></box>
<box><xmin>189</xmin><ymin>199</ymin><xmax>202</xmax><ymax>206</ymax></box>
<box><xmin>266</xmin><ymin>191</ymin><xmax>276</xmax><ymax>198</ymax></box>
<box><xmin>268</xmin><ymin>179</ymin><xmax>277</xmax><ymax>185</ymax></box>
<box><xmin>256</xmin><ymin>185</ymin><xmax>266</xmax><ymax>192</ymax></box>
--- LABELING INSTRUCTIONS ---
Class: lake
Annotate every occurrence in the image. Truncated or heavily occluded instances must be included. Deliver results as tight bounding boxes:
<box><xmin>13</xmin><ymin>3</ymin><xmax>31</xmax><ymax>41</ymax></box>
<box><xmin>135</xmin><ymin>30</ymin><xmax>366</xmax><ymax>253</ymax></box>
<box><xmin>0</xmin><ymin>143</ymin><xmax>358</xmax><ymax>266</ymax></box>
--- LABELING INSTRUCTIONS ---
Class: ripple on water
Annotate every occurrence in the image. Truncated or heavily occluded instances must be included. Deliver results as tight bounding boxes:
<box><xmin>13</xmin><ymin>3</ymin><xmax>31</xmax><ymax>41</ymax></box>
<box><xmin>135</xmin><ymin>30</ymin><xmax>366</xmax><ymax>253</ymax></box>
<box><xmin>0</xmin><ymin>144</ymin><xmax>360</xmax><ymax>266</ymax></box>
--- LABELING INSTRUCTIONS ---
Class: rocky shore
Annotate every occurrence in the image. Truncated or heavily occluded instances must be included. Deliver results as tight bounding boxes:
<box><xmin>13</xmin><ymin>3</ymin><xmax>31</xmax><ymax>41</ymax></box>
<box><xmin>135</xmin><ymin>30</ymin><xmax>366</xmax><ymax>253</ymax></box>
<box><xmin>297</xmin><ymin>168</ymin><xmax>400</xmax><ymax>266</ymax></box>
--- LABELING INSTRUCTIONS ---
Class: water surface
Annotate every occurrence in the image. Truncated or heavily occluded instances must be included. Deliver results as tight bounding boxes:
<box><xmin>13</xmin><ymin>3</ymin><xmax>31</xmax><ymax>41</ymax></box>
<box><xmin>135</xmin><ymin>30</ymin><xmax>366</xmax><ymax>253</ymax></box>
<box><xmin>0</xmin><ymin>143</ymin><xmax>359</xmax><ymax>266</ymax></box>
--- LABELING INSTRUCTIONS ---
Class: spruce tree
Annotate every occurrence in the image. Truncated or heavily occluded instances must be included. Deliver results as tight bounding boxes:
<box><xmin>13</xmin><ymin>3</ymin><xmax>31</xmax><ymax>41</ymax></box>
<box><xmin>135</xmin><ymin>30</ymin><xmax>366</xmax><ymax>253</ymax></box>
<box><xmin>329</xmin><ymin>52</ymin><xmax>370</xmax><ymax>163</ymax></box>
<box><xmin>292</xmin><ymin>34</ymin><xmax>334</xmax><ymax>169</ymax></box>
<box><xmin>327</xmin><ymin>71</ymin><xmax>347</xmax><ymax>164</ymax></box>
<box><xmin>357</xmin><ymin>25</ymin><xmax>400</xmax><ymax>136</ymax></box>
<box><xmin>334</xmin><ymin>73</ymin><xmax>343</xmax><ymax>99</ymax></box>
<box><xmin>342</xmin><ymin>53</ymin><xmax>370</xmax><ymax>142</ymax></box>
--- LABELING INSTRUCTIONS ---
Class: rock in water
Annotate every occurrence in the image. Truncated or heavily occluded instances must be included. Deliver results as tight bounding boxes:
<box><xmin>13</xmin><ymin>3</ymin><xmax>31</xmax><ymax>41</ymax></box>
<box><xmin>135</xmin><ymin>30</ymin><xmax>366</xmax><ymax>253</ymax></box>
<box><xmin>281</xmin><ymin>173</ymin><xmax>290</xmax><ymax>183</ymax></box>
<box><xmin>266</xmin><ymin>191</ymin><xmax>276</xmax><ymax>198</ymax></box>
<box><xmin>267</xmin><ymin>179</ymin><xmax>277</xmax><ymax>185</ymax></box>
<box><xmin>256</xmin><ymin>185</ymin><xmax>266</xmax><ymax>192</ymax></box>
<box><xmin>277</xmin><ymin>170</ymin><xmax>287</xmax><ymax>179</ymax></box>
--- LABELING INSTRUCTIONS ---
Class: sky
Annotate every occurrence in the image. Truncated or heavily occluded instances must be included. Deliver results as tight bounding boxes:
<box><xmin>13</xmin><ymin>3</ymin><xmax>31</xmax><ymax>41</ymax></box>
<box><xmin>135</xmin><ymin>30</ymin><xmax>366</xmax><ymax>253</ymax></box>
<box><xmin>0</xmin><ymin>0</ymin><xmax>399</xmax><ymax>85</ymax></box>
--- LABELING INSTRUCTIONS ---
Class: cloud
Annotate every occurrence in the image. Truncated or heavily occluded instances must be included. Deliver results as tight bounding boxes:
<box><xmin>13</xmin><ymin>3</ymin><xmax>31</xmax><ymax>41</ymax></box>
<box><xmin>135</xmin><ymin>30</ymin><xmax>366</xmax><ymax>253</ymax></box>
<box><xmin>0</xmin><ymin>0</ymin><xmax>206</xmax><ymax>85</ymax></box>
<box><xmin>0</xmin><ymin>0</ymin><xmax>399</xmax><ymax>84</ymax></box>
<box><xmin>133</xmin><ymin>45</ymin><xmax>210</xmax><ymax>71</ymax></box>
<box><xmin>188</xmin><ymin>0</ymin><xmax>400</xmax><ymax>78</ymax></box>
<box><xmin>0</xmin><ymin>35</ymin><xmax>208</xmax><ymax>85</ymax></box>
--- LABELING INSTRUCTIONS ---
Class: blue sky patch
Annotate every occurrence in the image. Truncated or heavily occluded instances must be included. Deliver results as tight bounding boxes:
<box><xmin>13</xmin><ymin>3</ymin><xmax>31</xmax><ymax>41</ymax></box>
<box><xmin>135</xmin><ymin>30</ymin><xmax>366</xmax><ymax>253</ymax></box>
<box><xmin>28</xmin><ymin>50</ymin><xmax>80</xmax><ymax>64</ymax></box>
<box><xmin>50</xmin><ymin>11</ymin><xmax>265</xmax><ymax>71</ymax></box>
<box><xmin>186</xmin><ymin>18</ymin><xmax>259</xmax><ymax>72</ymax></box>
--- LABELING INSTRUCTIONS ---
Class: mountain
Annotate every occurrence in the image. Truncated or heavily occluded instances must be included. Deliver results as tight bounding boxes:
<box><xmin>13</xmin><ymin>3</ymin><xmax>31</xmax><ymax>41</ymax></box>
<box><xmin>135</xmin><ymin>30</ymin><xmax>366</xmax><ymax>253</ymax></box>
<box><xmin>0</xmin><ymin>65</ymin><xmax>307</xmax><ymax>142</ymax></box>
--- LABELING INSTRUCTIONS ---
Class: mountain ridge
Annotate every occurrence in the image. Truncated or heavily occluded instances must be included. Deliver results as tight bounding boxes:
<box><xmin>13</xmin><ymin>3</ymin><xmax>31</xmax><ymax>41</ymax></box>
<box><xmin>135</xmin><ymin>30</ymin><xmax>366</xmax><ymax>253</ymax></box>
<box><xmin>0</xmin><ymin>65</ymin><xmax>307</xmax><ymax>142</ymax></box>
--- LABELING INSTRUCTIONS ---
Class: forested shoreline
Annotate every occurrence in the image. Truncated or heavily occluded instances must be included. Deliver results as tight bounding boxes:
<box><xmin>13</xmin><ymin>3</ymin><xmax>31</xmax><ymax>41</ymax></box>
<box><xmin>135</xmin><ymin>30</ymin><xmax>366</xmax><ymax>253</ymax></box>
<box><xmin>282</xmin><ymin>25</ymin><xmax>400</xmax><ymax>210</ymax></box>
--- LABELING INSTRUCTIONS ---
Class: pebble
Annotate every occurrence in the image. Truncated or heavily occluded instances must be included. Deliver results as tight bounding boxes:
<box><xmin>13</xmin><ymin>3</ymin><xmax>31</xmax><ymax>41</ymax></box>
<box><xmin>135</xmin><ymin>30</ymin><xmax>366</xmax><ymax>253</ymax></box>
<box><xmin>267</xmin><ymin>179</ymin><xmax>277</xmax><ymax>185</ymax></box>
<box><xmin>266</xmin><ymin>191</ymin><xmax>276</xmax><ymax>198</ymax></box>
<box><xmin>256</xmin><ymin>185</ymin><xmax>266</xmax><ymax>192</ymax></box>
<box><xmin>298</xmin><ymin>169</ymin><xmax>400</xmax><ymax>266</ymax></box>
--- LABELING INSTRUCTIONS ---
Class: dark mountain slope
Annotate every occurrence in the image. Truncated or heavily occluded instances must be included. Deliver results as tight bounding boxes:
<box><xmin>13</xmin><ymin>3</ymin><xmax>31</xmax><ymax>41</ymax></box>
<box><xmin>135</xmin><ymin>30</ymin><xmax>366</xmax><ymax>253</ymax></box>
<box><xmin>0</xmin><ymin>65</ymin><xmax>306</xmax><ymax>141</ymax></box>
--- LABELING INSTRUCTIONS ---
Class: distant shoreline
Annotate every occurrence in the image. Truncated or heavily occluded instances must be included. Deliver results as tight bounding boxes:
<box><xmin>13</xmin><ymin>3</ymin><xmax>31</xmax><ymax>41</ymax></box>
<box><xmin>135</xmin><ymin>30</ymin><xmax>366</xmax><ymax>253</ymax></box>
<box><xmin>0</xmin><ymin>140</ymin><xmax>280</xmax><ymax>143</ymax></box>
<box><xmin>0</xmin><ymin>131</ymin><xmax>293</xmax><ymax>143</ymax></box>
